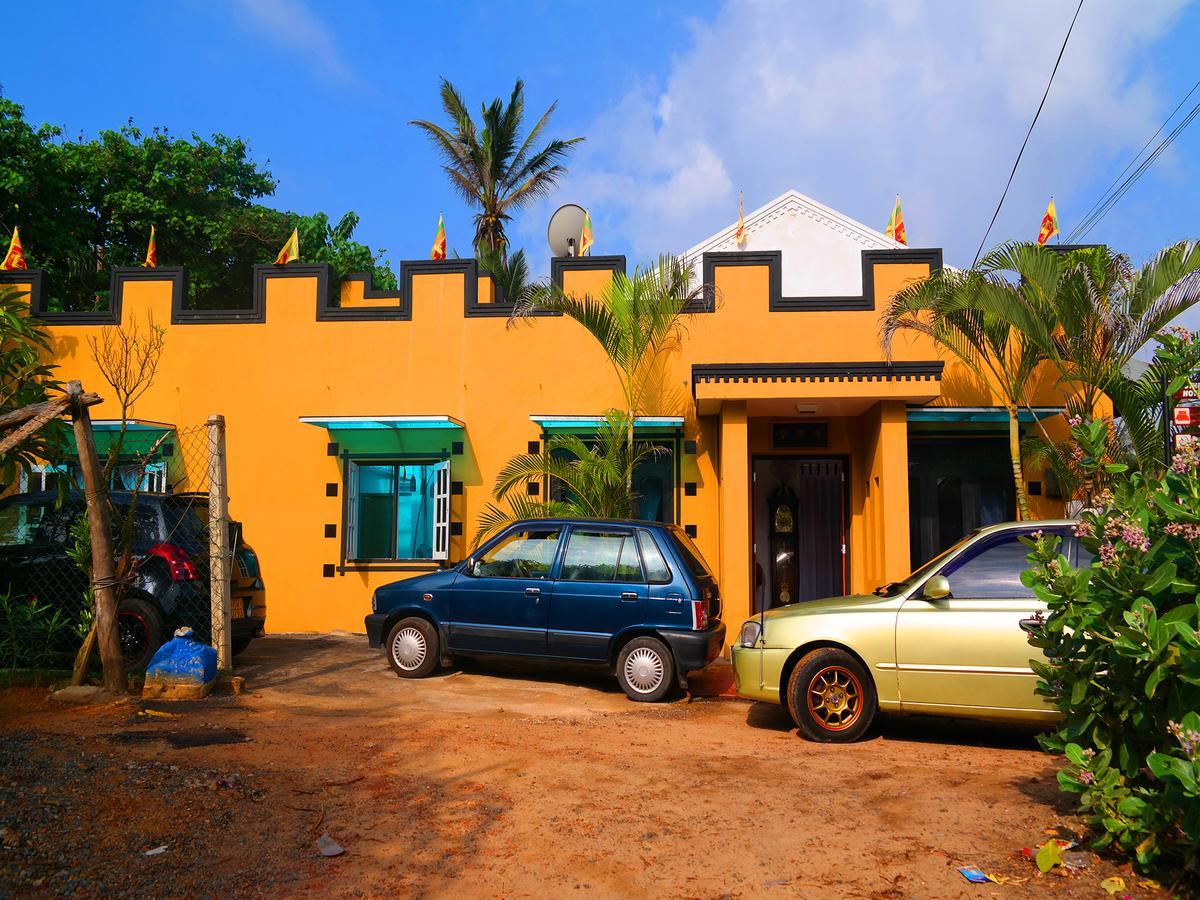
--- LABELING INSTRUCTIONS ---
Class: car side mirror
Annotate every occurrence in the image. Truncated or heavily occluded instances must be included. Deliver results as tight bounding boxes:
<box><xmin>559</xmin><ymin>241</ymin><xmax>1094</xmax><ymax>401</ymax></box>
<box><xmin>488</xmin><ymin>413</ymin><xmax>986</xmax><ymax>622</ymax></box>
<box><xmin>465</xmin><ymin>556</ymin><xmax>478</xmax><ymax>577</ymax></box>
<box><xmin>923</xmin><ymin>574</ymin><xmax>951</xmax><ymax>600</ymax></box>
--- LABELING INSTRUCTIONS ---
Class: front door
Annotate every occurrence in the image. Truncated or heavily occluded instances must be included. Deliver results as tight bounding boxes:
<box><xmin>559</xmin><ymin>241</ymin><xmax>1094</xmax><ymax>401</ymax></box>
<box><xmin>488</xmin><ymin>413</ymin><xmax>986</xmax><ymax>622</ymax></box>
<box><xmin>448</xmin><ymin>525</ymin><xmax>562</xmax><ymax>655</ymax></box>
<box><xmin>548</xmin><ymin>526</ymin><xmax>647</xmax><ymax>659</ymax></box>
<box><xmin>752</xmin><ymin>458</ymin><xmax>847</xmax><ymax>611</ymax></box>
<box><xmin>895</xmin><ymin>528</ymin><xmax>1061</xmax><ymax>716</ymax></box>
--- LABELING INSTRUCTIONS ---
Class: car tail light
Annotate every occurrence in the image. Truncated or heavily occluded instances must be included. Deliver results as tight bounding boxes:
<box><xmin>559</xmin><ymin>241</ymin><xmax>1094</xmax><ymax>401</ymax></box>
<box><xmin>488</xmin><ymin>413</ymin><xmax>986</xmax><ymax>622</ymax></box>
<box><xmin>690</xmin><ymin>599</ymin><xmax>708</xmax><ymax>631</ymax></box>
<box><xmin>148</xmin><ymin>543</ymin><xmax>200</xmax><ymax>581</ymax></box>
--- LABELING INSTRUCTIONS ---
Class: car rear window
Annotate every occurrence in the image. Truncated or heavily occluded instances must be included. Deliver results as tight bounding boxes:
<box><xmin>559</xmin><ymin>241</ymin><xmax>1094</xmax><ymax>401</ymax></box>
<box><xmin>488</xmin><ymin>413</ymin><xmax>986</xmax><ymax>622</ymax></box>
<box><xmin>637</xmin><ymin>530</ymin><xmax>672</xmax><ymax>583</ymax></box>
<box><xmin>668</xmin><ymin>527</ymin><xmax>713</xmax><ymax>579</ymax></box>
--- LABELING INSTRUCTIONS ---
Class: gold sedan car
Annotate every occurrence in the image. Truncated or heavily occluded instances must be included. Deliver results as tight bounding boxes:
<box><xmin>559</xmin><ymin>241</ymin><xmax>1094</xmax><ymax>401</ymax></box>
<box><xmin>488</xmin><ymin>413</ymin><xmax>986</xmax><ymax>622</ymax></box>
<box><xmin>731</xmin><ymin>521</ymin><xmax>1088</xmax><ymax>742</ymax></box>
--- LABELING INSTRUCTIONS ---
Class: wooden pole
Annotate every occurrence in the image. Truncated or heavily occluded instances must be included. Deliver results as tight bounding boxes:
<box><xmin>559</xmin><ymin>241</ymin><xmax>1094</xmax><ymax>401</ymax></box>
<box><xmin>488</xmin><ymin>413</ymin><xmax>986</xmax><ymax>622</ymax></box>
<box><xmin>207</xmin><ymin>414</ymin><xmax>232</xmax><ymax>670</ymax></box>
<box><xmin>67</xmin><ymin>381</ymin><xmax>126</xmax><ymax>693</ymax></box>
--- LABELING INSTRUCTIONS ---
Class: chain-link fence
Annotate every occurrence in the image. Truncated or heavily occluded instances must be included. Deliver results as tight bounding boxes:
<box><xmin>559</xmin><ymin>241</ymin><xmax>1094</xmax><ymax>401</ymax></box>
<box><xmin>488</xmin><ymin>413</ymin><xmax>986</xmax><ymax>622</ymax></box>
<box><xmin>0</xmin><ymin>416</ymin><xmax>244</xmax><ymax>678</ymax></box>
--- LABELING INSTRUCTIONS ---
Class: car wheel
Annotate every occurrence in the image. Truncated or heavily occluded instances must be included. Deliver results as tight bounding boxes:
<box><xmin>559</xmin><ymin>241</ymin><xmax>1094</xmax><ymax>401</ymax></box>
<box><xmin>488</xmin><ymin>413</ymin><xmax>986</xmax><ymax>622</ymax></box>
<box><xmin>616</xmin><ymin>636</ymin><xmax>675</xmax><ymax>703</ymax></box>
<box><xmin>386</xmin><ymin>617</ymin><xmax>439</xmax><ymax>678</ymax></box>
<box><xmin>786</xmin><ymin>648</ymin><xmax>876</xmax><ymax>742</ymax></box>
<box><xmin>117</xmin><ymin>596</ymin><xmax>164</xmax><ymax>672</ymax></box>
<box><xmin>231</xmin><ymin>634</ymin><xmax>254</xmax><ymax>657</ymax></box>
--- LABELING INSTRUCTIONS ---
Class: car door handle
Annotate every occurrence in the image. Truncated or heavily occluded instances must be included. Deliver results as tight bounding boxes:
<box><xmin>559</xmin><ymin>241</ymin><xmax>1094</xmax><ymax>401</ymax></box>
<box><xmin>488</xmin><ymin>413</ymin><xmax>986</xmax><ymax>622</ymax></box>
<box><xmin>525</xmin><ymin>587</ymin><xmax>541</xmax><ymax>597</ymax></box>
<box><xmin>620</xmin><ymin>591</ymin><xmax>638</xmax><ymax>601</ymax></box>
<box><xmin>1019</xmin><ymin>612</ymin><xmax>1046</xmax><ymax>634</ymax></box>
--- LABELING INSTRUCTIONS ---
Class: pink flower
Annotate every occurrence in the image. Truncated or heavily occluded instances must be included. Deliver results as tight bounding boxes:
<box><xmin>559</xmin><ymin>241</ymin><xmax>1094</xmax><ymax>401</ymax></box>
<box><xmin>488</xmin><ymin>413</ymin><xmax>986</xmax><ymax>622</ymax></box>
<box><xmin>1072</xmin><ymin>520</ymin><xmax>1095</xmax><ymax>538</ymax></box>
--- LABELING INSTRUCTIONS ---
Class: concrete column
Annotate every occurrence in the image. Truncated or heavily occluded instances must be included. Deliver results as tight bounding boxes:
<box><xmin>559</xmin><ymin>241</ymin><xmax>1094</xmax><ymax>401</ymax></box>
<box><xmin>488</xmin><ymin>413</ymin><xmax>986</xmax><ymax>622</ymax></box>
<box><xmin>717</xmin><ymin>401</ymin><xmax>751</xmax><ymax>645</ymax></box>
<box><xmin>877</xmin><ymin>400</ymin><xmax>912</xmax><ymax>581</ymax></box>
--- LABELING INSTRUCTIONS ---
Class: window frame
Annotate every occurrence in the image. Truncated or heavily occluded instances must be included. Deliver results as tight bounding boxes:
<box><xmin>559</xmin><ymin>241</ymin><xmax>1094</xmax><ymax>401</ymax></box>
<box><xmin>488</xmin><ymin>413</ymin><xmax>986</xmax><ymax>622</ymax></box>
<box><xmin>931</xmin><ymin>527</ymin><xmax>1065</xmax><ymax>600</ymax></box>
<box><xmin>341</xmin><ymin>452</ymin><xmax>451</xmax><ymax>567</ymax></box>
<box><xmin>541</xmin><ymin>431</ymin><xmax>681</xmax><ymax>525</ymax></box>
<box><xmin>558</xmin><ymin>525</ymin><xmax>646</xmax><ymax>585</ymax></box>
<box><xmin>470</xmin><ymin>524</ymin><xmax>565</xmax><ymax>580</ymax></box>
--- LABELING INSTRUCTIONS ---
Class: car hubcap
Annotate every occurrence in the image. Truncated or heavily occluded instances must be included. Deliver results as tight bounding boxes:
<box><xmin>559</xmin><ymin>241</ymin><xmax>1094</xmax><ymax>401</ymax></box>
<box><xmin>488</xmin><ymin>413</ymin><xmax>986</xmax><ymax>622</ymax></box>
<box><xmin>392</xmin><ymin>627</ymin><xmax>427</xmax><ymax>670</ymax></box>
<box><xmin>806</xmin><ymin>665</ymin><xmax>863</xmax><ymax>731</ymax></box>
<box><xmin>623</xmin><ymin>647</ymin><xmax>665</xmax><ymax>694</ymax></box>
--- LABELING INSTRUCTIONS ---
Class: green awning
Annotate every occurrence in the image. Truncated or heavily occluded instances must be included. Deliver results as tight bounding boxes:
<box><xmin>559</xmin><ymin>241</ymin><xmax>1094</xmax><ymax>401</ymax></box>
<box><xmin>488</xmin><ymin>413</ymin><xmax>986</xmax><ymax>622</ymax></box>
<box><xmin>300</xmin><ymin>415</ymin><xmax>464</xmax><ymax>454</ymax></box>
<box><xmin>531</xmin><ymin>415</ymin><xmax>684</xmax><ymax>434</ymax></box>
<box><xmin>907</xmin><ymin>407</ymin><xmax>1063</xmax><ymax>424</ymax></box>
<box><xmin>65</xmin><ymin>419</ymin><xmax>175</xmax><ymax>458</ymax></box>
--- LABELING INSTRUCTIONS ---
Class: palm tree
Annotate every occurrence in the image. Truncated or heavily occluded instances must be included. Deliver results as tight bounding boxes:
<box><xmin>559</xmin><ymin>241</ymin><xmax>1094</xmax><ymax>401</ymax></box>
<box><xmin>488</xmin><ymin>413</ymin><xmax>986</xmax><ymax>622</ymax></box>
<box><xmin>882</xmin><ymin>266</ymin><xmax>1046</xmax><ymax>519</ymax></box>
<box><xmin>972</xmin><ymin>242</ymin><xmax>1200</xmax><ymax>476</ymax></box>
<box><xmin>475</xmin><ymin>242</ymin><xmax>531</xmax><ymax>305</ymax></box>
<box><xmin>511</xmin><ymin>255</ymin><xmax>708</xmax><ymax>489</ymax></box>
<box><xmin>410</xmin><ymin>79</ymin><xmax>583</xmax><ymax>256</ymax></box>
<box><xmin>474</xmin><ymin>411</ymin><xmax>660</xmax><ymax>545</ymax></box>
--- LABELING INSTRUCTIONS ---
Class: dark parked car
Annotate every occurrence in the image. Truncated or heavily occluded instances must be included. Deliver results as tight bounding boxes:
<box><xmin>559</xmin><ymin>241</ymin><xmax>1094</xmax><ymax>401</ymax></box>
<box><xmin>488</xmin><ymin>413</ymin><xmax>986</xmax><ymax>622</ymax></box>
<box><xmin>0</xmin><ymin>490</ymin><xmax>265</xmax><ymax>670</ymax></box>
<box><xmin>365</xmin><ymin>519</ymin><xmax>726</xmax><ymax>701</ymax></box>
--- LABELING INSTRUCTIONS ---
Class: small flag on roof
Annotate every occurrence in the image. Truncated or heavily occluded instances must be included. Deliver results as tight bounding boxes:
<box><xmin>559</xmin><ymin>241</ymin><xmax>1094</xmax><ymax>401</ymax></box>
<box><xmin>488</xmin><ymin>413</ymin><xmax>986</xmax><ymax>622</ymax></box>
<box><xmin>274</xmin><ymin>228</ymin><xmax>300</xmax><ymax>265</ymax></box>
<box><xmin>1</xmin><ymin>227</ymin><xmax>27</xmax><ymax>270</ymax></box>
<box><xmin>735</xmin><ymin>191</ymin><xmax>746</xmax><ymax>247</ymax></box>
<box><xmin>579</xmin><ymin>209</ymin><xmax>594</xmax><ymax>256</ymax></box>
<box><xmin>143</xmin><ymin>225</ymin><xmax>157</xmax><ymax>268</ymax></box>
<box><xmin>431</xmin><ymin>214</ymin><xmax>446</xmax><ymax>260</ymax></box>
<box><xmin>885</xmin><ymin>195</ymin><xmax>906</xmax><ymax>245</ymax></box>
<box><xmin>1037</xmin><ymin>198</ymin><xmax>1059</xmax><ymax>245</ymax></box>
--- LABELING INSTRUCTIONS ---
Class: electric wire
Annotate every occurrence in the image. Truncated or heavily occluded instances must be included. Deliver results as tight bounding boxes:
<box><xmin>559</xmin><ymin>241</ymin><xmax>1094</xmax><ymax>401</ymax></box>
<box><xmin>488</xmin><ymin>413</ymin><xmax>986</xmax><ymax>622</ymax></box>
<box><xmin>972</xmin><ymin>0</ymin><xmax>1085</xmax><ymax>266</ymax></box>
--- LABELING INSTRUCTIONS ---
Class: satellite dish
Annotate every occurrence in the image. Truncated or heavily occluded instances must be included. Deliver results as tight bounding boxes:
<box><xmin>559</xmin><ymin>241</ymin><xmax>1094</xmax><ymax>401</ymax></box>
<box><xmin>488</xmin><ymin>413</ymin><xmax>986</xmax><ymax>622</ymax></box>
<box><xmin>547</xmin><ymin>204</ymin><xmax>588</xmax><ymax>257</ymax></box>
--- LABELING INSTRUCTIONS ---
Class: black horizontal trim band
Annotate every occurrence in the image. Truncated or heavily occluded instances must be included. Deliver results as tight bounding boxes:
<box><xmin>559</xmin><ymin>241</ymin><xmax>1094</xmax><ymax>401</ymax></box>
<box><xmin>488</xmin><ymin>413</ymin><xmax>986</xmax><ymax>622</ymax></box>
<box><xmin>691</xmin><ymin>361</ymin><xmax>945</xmax><ymax>385</ymax></box>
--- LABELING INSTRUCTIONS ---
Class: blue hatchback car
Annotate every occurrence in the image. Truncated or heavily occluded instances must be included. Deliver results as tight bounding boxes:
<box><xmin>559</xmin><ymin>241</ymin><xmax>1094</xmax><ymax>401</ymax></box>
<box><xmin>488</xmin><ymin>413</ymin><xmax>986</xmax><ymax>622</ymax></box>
<box><xmin>364</xmin><ymin>519</ymin><xmax>726</xmax><ymax>701</ymax></box>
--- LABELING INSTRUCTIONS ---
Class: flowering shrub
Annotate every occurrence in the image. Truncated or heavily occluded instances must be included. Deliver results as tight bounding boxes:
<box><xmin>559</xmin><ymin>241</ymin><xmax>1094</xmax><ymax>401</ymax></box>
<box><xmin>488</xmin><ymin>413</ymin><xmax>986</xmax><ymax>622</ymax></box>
<box><xmin>1024</xmin><ymin>416</ymin><xmax>1200</xmax><ymax>878</ymax></box>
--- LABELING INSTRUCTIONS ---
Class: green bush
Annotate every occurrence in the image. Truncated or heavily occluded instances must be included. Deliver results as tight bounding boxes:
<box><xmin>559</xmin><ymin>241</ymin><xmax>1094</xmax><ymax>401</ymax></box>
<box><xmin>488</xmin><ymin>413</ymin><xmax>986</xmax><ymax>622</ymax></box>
<box><xmin>1024</xmin><ymin>412</ymin><xmax>1200</xmax><ymax>879</ymax></box>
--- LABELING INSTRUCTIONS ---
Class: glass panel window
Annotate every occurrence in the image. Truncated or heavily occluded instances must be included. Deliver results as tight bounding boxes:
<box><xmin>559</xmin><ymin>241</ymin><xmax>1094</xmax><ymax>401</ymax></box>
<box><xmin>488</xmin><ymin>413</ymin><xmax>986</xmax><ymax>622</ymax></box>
<box><xmin>939</xmin><ymin>532</ymin><xmax>1054</xmax><ymax>599</ymax></box>
<box><xmin>637</xmin><ymin>530</ymin><xmax>672</xmax><ymax>583</ymax></box>
<box><xmin>0</xmin><ymin>502</ymin><xmax>47</xmax><ymax>547</ymax></box>
<box><xmin>561</xmin><ymin>530</ymin><xmax>644</xmax><ymax>583</ymax></box>
<box><xmin>474</xmin><ymin>527</ymin><xmax>561</xmax><ymax>578</ymax></box>
<box><xmin>348</xmin><ymin>460</ymin><xmax>448</xmax><ymax>561</ymax></box>
<box><xmin>548</xmin><ymin>437</ymin><xmax>677</xmax><ymax>524</ymax></box>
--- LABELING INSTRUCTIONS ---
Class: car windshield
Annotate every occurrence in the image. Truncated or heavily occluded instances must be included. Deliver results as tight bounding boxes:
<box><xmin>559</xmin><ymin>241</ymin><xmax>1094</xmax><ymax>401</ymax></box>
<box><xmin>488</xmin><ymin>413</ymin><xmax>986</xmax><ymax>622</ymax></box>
<box><xmin>872</xmin><ymin>531</ymin><xmax>979</xmax><ymax>598</ymax></box>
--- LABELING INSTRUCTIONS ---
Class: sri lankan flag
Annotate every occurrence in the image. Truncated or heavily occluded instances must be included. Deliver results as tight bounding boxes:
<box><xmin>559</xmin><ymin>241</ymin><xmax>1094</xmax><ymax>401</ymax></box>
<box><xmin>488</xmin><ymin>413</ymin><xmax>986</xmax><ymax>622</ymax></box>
<box><xmin>143</xmin><ymin>225</ymin><xmax>157</xmax><ymax>268</ymax></box>
<box><xmin>431</xmin><ymin>214</ymin><xmax>446</xmax><ymax>260</ymax></box>
<box><xmin>885</xmin><ymin>195</ymin><xmax>906</xmax><ymax>245</ymax></box>
<box><xmin>274</xmin><ymin>228</ymin><xmax>300</xmax><ymax>265</ymax></box>
<box><xmin>579</xmin><ymin>210</ymin><xmax>594</xmax><ymax>256</ymax></box>
<box><xmin>1037</xmin><ymin>198</ymin><xmax>1059</xmax><ymax>245</ymax></box>
<box><xmin>734</xmin><ymin>192</ymin><xmax>746</xmax><ymax>247</ymax></box>
<box><xmin>1</xmin><ymin>227</ymin><xmax>26</xmax><ymax>270</ymax></box>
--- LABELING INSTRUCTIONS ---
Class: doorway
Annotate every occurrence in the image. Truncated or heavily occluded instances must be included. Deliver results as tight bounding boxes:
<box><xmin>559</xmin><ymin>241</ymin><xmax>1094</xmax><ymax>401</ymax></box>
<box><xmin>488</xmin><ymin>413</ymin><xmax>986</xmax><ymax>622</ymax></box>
<box><xmin>752</xmin><ymin>457</ymin><xmax>848</xmax><ymax>613</ymax></box>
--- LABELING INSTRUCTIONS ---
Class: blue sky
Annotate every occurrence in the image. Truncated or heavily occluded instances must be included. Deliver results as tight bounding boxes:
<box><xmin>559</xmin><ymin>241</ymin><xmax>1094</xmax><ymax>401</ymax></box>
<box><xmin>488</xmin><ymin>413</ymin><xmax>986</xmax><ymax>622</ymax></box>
<box><xmin>8</xmin><ymin>0</ymin><xmax>1200</xmax><ymax>326</ymax></box>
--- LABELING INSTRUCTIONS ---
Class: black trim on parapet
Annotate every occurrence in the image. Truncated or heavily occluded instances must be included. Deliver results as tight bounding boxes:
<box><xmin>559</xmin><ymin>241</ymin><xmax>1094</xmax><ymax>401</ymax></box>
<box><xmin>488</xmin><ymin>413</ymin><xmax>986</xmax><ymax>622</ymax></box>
<box><xmin>550</xmin><ymin>255</ymin><xmax>625</xmax><ymax>290</ymax></box>
<box><xmin>2</xmin><ymin>269</ymin><xmax>57</xmax><ymax>322</ymax></box>
<box><xmin>691</xmin><ymin>361</ymin><xmax>945</xmax><ymax>396</ymax></box>
<box><xmin>700</xmin><ymin>248</ymin><xmax>943</xmax><ymax>313</ymax></box>
<box><xmin>115</xmin><ymin>266</ymin><xmax>186</xmax><ymax>323</ymax></box>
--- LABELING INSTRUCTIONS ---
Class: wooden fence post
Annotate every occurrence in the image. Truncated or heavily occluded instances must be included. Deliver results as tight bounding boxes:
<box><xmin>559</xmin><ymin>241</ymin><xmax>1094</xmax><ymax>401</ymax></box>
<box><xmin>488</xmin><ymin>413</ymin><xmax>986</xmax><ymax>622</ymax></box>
<box><xmin>207</xmin><ymin>414</ymin><xmax>232</xmax><ymax>670</ymax></box>
<box><xmin>67</xmin><ymin>381</ymin><xmax>126</xmax><ymax>693</ymax></box>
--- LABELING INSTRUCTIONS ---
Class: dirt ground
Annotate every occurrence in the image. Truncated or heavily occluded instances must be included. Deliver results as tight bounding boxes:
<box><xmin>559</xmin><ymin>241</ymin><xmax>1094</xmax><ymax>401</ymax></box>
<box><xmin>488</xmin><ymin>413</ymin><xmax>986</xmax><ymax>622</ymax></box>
<box><xmin>0</xmin><ymin>635</ymin><xmax>1169</xmax><ymax>899</ymax></box>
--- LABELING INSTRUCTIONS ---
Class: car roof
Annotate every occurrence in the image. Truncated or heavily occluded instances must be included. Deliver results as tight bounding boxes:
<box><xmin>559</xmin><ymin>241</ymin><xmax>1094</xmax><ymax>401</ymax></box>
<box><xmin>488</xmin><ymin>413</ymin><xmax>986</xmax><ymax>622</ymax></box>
<box><xmin>503</xmin><ymin>517</ymin><xmax>677</xmax><ymax>529</ymax></box>
<box><xmin>974</xmin><ymin>519</ymin><xmax>1076</xmax><ymax>534</ymax></box>
<box><xmin>1</xmin><ymin>490</ymin><xmax>171</xmax><ymax>506</ymax></box>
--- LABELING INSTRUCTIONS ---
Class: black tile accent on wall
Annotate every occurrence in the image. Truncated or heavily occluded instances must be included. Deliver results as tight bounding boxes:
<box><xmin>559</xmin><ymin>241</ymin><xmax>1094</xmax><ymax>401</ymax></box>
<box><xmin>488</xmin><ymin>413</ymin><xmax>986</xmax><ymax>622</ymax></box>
<box><xmin>324</xmin><ymin>524</ymin><xmax>336</xmax><ymax>538</ymax></box>
<box><xmin>527</xmin><ymin>482</ymin><xmax>539</xmax><ymax>496</ymax></box>
<box><xmin>323</xmin><ymin>564</ymin><xmax>335</xmax><ymax>578</ymax></box>
<box><xmin>450</xmin><ymin>522</ymin><xmax>463</xmax><ymax>536</ymax></box>
<box><xmin>325</xmin><ymin>483</ymin><xmax>338</xmax><ymax>497</ymax></box>
<box><xmin>684</xmin><ymin>525</ymin><xmax>698</xmax><ymax>538</ymax></box>
<box><xmin>527</xmin><ymin>440</ymin><xmax>540</xmax><ymax>454</ymax></box>
<box><xmin>684</xmin><ymin>440</ymin><xmax>698</xmax><ymax>455</ymax></box>
<box><xmin>684</xmin><ymin>482</ymin><xmax>697</xmax><ymax>496</ymax></box>
<box><xmin>451</xmin><ymin>481</ymin><xmax>464</xmax><ymax>495</ymax></box>
<box><xmin>327</xmin><ymin>442</ymin><xmax>339</xmax><ymax>456</ymax></box>
<box><xmin>451</xmin><ymin>441</ymin><xmax>464</xmax><ymax>455</ymax></box>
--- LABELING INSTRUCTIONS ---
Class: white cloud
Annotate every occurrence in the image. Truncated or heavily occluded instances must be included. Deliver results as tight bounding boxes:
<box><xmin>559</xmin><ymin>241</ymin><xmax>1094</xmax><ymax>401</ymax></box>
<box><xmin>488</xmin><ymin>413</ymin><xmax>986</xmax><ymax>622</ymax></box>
<box><xmin>226</xmin><ymin>0</ymin><xmax>357</xmax><ymax>85</ymax></box>
<box><xmin>528</xmin><ymin>0</ymin><xmax>1190</xmax><ymax>271</ymax></box>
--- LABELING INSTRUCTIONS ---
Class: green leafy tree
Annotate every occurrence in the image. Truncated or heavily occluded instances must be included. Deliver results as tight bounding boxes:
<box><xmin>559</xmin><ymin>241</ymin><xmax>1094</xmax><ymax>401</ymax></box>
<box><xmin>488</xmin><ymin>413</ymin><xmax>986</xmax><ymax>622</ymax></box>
<box><xmin>513</xmin><ymin>255</ymin><xmax>706</xmax><ymax>490</ymax></box>
<box><xmin>0</xmin><ymin>98</ymin><xmax>394</xmax><ymax>309</ymax></box>
<box><xmin>0</xmin><ymin>286</ymin><xmax>64</xmax><ymax>492</ymax></box>
<box><xmin>410</xmin><ymin>78</ymin><xmax>582</xmax><ymax>256</ymax></box>
<box><xmin>1024</xmin><ymin>399</ymin><xmax>1200</xmax><ymax>881</ymax></box>
<box><xmin>882</xmin><ymin>262</ymin><xmax>1045</xmax><ymax>519</ymax></box>
<box><xmin>475</xmin><ymin>411</ymin><xmax>660</xmax><ymax>544</ymax></box>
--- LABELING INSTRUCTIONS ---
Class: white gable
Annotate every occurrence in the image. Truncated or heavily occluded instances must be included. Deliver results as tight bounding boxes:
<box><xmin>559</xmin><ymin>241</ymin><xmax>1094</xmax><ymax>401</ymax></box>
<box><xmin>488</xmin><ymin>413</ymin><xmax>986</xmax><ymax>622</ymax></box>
<box><xmin>684</xmin><ymin>189</ymin><xmax>903</xmax><ymax>298</ymax></box>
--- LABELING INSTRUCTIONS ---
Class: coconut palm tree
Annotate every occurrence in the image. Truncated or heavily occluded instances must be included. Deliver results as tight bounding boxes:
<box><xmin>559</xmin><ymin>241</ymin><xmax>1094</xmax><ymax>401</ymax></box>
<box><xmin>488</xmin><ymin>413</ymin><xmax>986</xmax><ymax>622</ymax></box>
<box><xmin>882</xmin><ymin>266</ymin><xmax>1046</xmax><ymax>519</ymax></box>
<box><xmin>511</xmin><ymin>255</ymin><xmax>708</xmax><ymax>489</ymax></box>
<box><xmin>474</xmin><ymin>411</ymin><xmax>660</xmax><ymax>545</ymax></box>
<box><xmin>410</xmin><ymin>79</ymin><xmax>583</xmax><ymax>257</ymax></box>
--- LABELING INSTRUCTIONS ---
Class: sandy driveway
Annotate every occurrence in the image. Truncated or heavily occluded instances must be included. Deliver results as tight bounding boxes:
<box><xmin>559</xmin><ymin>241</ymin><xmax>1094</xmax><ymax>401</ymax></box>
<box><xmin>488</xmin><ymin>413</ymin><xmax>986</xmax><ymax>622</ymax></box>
<box><xmin>0</xmin><ymin>635</ymin><xmax>1157</xmax><ymax>898</ymax></box>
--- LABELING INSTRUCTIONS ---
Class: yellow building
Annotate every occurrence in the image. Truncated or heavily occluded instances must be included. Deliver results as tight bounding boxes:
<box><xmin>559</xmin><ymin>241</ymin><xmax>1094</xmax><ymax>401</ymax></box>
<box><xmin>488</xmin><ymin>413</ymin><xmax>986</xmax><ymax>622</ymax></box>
<box><xmin>2</xmin><ymin>190</ymin><xmax>1070</xmax><ymax>646</ymax></box>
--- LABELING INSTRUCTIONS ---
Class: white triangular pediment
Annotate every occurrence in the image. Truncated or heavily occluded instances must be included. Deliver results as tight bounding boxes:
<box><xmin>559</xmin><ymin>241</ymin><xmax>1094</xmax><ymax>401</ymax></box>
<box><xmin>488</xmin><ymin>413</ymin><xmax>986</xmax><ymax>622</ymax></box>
<box><xmin>684</xmin><ymin>189</ymin><xmax>904</xmax><ymax>297</ymax></box>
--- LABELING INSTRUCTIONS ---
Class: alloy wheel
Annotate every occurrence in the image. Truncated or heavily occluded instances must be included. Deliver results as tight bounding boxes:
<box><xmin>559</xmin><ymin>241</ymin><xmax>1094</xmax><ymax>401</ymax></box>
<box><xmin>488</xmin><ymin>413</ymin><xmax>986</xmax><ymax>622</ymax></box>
<box><xmin>806</xmin><ymin>665</ymin><xmax>863</xmax><ymax>732</ymax></box>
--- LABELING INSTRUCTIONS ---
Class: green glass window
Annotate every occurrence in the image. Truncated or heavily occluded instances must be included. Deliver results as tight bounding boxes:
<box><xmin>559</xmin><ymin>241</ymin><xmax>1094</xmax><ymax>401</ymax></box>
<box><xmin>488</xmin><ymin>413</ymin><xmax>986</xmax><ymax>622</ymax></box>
<box><xmin>346</xmin><ymin>460</ymin><xmax>450</xmax><ymax>561</ymax></box>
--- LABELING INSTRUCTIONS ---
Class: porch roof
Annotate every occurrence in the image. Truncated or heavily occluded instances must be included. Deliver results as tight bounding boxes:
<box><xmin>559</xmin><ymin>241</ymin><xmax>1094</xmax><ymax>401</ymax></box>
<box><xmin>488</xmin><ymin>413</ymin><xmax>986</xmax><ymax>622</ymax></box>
<box><xmin>299</xmin><ymin>415</ymin><xmax>464</xmax><ymax>431</ymax></box>
<box><xmin>530</xmin><ymin>415</ymin><xmax>684</xmax><ymax>433</ymax></box>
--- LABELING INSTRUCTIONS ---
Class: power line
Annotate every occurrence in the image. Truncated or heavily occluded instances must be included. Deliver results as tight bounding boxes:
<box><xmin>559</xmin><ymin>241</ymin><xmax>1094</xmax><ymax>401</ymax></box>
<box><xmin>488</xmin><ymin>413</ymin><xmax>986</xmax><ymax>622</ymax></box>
<box><xmin>971</xmin><ymin>0</ymin><xmax>1085</xmax><ymax>266</ymax></box>
<box><xmin>1067</xmin><ymin>80</ymin><xmax>1200</xmax><ymax>242</ymax></box>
